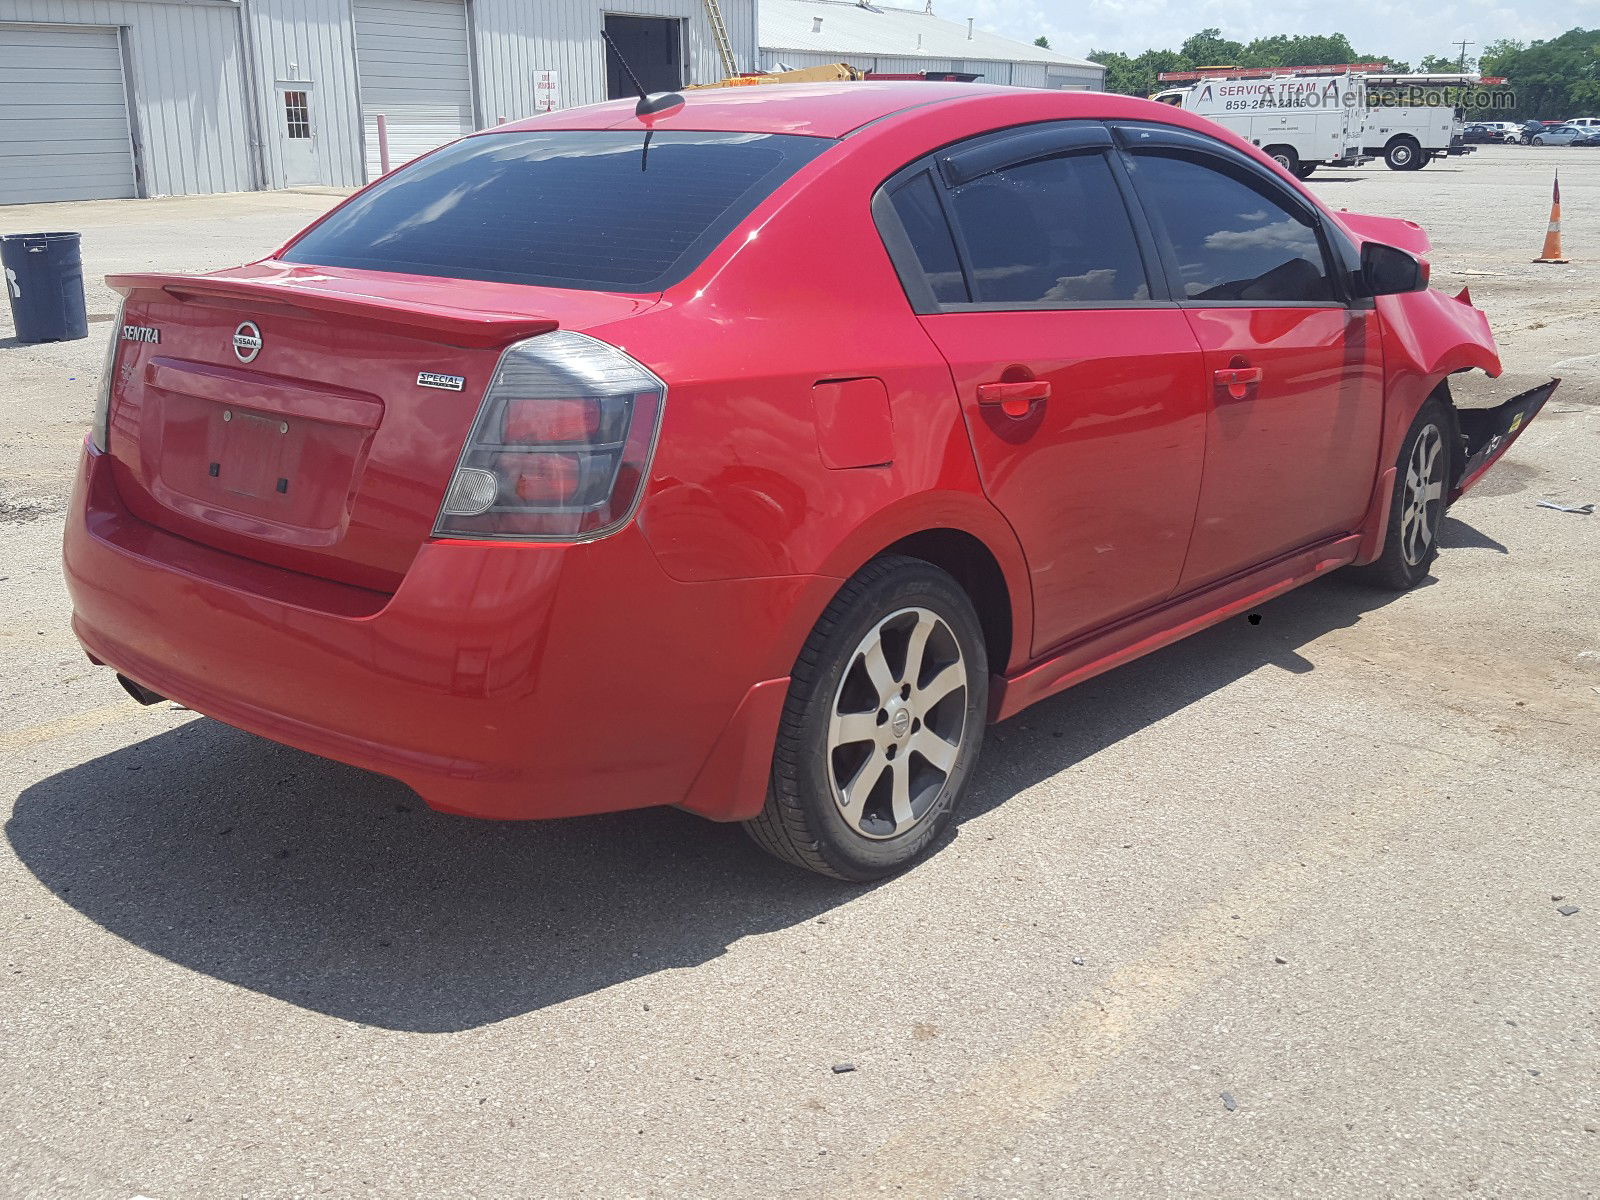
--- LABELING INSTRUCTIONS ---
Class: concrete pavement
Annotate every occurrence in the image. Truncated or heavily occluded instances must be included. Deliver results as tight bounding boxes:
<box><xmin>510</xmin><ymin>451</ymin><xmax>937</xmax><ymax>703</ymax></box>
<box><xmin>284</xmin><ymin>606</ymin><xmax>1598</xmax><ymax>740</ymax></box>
<box><xmin>1</xmin><ymin>154</ymin><xmax>1596</xmax><ymax>1198</ymax></box>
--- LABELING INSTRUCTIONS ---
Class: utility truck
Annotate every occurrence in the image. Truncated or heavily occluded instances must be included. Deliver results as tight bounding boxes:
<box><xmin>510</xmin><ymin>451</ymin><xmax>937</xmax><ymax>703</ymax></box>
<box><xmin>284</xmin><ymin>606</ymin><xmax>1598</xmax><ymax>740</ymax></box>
<box><xmin>1361</xmin><ymin>73</ymin><xmax>1485</xmax><ymax>169</ymax></box>
<box><xmin>1152</xmin><ymin>65</ymin><xmax>1372</xmax><ymax>179</ymax></box>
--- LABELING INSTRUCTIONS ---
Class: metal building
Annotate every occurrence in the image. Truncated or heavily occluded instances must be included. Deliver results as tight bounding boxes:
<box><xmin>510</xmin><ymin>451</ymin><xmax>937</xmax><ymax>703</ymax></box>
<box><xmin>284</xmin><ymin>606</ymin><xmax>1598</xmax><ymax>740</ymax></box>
<box><xmin>0</xmin><ymin>0</ymin><xmax>759</xmax><ymax>204</ymax></box>
<box><xmin>759</xmin><ymin>0</ymin><xmax>1103</xmax><ymax>91</ymax></box>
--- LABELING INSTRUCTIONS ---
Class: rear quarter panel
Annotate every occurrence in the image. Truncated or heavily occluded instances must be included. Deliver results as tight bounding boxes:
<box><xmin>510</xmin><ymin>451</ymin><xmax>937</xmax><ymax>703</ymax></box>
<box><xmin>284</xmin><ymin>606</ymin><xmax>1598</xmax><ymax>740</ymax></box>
<box><xmin>591</xmin><ymin>117</ymin><xmax>1042</xmax><ymax>672</ymax></box>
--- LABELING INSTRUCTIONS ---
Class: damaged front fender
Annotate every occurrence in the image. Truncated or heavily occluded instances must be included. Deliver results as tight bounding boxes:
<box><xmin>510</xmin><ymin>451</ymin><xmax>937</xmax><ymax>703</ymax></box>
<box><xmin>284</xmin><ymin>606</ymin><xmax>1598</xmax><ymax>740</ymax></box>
<box><xmin>1373</xmin><ymin>284</ymin><xmax>1503</xmax><ymax>486</ymax></box>
<box><xmin>1330</xmin><ymin>207</ymin><xmax>1555</xmax><ymax>560</ymax></box>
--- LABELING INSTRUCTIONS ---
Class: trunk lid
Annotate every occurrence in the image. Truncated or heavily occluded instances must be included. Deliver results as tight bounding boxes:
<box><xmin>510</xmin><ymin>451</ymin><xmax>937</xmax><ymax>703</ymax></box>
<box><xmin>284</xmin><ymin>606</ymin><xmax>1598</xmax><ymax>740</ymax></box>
<box><xmin>104</xmin><ymin>263</ymin><xmax>656</xmax><ymax>591</ymax></box>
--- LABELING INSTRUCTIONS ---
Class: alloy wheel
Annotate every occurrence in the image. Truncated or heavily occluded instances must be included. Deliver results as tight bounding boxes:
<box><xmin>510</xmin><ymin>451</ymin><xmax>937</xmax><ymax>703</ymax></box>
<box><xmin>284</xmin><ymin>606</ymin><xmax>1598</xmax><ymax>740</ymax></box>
<box><xmin>1401</xmin><ymin>424</ymin><xmax>1444</xmax><ymax>566</ymax></box>
<box><xmin>826</xmin><ymin>607</ymin><xmax>969</xmax><ymax>840</ymax></box>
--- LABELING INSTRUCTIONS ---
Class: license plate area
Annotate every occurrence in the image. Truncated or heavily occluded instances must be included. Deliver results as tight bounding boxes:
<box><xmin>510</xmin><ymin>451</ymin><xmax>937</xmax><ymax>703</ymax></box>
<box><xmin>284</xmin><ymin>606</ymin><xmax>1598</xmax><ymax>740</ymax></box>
<box><xmin>218</xmin><ymin>408</ymin><xmax>294</xmax><ymax>500</ymax></box>
<box><xmin>143</xmin><ymin>387</ymin><xmax>375</xmax><ymax>549</ymax></box>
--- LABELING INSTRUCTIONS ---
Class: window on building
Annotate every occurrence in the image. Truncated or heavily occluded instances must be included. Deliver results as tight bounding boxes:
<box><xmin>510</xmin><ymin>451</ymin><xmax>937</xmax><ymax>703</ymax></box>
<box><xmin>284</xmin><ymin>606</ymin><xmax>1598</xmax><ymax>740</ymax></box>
<box><xmin>284</xmin><ymin>92</ymin><xmax>312</xmax><ymax>140</ymax></box>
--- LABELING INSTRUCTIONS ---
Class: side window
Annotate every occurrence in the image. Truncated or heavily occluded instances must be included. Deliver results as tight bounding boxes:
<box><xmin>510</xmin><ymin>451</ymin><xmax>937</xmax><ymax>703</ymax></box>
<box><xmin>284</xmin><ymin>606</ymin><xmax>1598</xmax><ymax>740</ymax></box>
<box><xmin>1126</xmin><ymin>152</ymin><xmax>1335</xmax><ymax>303</ymax></box>
<box><xmin>945</xmin><ymin>152</ymin><xmax>1150</xmax><ymax>304</ymax></box>
<box><xmin>886</xmin><ymin>173</ymin><xmax>968</xmax><ymax>304</ymax></box>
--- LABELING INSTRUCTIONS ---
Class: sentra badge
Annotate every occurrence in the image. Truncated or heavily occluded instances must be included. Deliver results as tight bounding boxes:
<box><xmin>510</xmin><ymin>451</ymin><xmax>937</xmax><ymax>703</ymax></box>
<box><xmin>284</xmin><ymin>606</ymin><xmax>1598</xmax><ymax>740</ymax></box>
<box><xmin>121</xmin><ymin>325</ymin><xmax>161</xmax><ymax>344</ymax></box>
<box><xmin>417</xmin><ymin>371</ymin><xmax>465</xmax><ymax>392</ymax></box>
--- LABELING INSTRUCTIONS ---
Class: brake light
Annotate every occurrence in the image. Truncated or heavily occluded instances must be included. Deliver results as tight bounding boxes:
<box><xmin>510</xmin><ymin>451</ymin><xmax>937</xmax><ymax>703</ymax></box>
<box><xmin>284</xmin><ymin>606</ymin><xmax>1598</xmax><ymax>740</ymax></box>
<box><xmin>90</xmin><ymin>301</ymin><xmax>126</xmax><ymax>452</ymax></box>
<box><xmin>435</xmin><ymin>330</ymin><xmax>665</xmax><ymax>541</ymax></box>
<box><xmin>504</xmin><ymin>397</ymin><xmax>602</xmax><ymax>444</ymax></box>
<box><xmin>508</xmin><ymin>453</ymin><xmax>582</xmax><ymax>505</ymax></box>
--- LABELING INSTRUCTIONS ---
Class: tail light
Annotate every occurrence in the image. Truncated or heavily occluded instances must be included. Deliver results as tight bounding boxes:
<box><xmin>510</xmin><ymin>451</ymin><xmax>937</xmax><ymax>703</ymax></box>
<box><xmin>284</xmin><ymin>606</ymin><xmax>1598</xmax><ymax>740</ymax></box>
<box><xmin>90</xmin><ymin>302</ymin><xmax>126</xmax><ymax>452</ymax></box>
<box><xmin>435</xmin><ymin>330</ymin><xmax>665</xmax><ymax>541</ymax></box>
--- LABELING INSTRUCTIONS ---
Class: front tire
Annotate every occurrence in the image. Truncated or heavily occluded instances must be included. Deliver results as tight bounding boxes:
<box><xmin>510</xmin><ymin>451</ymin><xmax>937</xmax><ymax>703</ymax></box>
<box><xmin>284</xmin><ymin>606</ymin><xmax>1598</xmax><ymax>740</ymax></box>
<box><xmin>1356</xmin><ymin>401</ymin><xmax>1451</xmax><ymax>591</ymax></box>
<box><xmin>1533</xmin><ymin>137</ymin><xmax>1546</xmax><ymax>147</ymax></box>
<box><xmin>744</xmin><ymin>555</ymin><xmax>988</xmax><ymax>881</ymax></box>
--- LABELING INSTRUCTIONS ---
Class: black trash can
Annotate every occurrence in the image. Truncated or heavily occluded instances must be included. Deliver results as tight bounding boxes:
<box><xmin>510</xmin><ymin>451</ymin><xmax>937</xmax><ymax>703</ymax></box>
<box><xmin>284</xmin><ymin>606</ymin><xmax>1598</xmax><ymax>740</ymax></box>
<box><xmin>2</xmin><ymin>231</ymin><xmax>89</xmax><ymax>343</ymax></box>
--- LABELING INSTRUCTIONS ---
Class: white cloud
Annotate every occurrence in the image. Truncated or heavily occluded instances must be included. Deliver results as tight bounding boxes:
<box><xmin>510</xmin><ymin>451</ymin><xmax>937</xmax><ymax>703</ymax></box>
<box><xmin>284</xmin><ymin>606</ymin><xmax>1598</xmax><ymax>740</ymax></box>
<box><xmin>961</xmin><ymin>0</ymin><xmax>1575</xmax><ymax>68</ymax></box>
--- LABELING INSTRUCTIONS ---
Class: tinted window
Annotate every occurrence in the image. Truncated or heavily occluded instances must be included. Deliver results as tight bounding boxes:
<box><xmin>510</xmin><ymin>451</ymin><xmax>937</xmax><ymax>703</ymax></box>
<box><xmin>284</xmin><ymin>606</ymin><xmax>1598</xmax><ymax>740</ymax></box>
<box><xmin>945</xmin><ymin>152</ymin><xmax>1150</xmax><ymax>304</ymax></box>
<box><xmin>887</xmin><ymin>173</ymin><xmax>967</xmax><ymax>303</ymax></box>
<box><xmin>1128</xmin><ymin>152</ymin><xmax>1334</xmax><ymax>302</ymax></box>
<box><xmin>282</xmin><ymin>130</ymin><xmax>831</xmax><ymax>292</ymax></box>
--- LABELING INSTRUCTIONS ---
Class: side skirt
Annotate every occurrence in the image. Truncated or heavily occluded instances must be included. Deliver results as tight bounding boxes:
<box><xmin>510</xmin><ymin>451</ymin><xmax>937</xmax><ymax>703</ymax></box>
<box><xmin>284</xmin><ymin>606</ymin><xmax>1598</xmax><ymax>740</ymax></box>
<box><xmin>991</xmin><ymin>534</ymin><xmax>1363</xmax><ymax>721</ymax></box>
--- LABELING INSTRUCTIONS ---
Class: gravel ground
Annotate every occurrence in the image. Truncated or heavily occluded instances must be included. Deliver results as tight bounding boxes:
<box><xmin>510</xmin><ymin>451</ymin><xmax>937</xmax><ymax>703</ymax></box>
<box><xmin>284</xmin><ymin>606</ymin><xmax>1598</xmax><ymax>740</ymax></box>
<box><xmin>1</xmin><ymin>146</ymin><xmax>1596</xmax><ymax>1199</ymax></box>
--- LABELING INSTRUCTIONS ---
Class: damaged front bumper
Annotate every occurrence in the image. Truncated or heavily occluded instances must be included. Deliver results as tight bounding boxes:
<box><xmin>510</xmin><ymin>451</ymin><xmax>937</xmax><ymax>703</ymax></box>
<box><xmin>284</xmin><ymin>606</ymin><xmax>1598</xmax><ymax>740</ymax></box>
<box><xmin>1449</xmin><ymin>376</ymin><xmax>1561</xmax><ymax>501</ymax></box>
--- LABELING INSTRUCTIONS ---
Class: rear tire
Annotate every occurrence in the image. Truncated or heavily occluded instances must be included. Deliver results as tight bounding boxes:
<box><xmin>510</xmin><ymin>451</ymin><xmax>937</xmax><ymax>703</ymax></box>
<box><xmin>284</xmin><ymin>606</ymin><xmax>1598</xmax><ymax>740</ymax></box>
<box><xmin>744</xmin><ymin>555</ymin><xmax>988</xmax><ymax>881</ymax></box>
<box><xmin>1355</xmin><ymin>400</ymin><xmax>1451</xmax><ymax>591</ymax></box>
<box><xmin>1293</xmin><ymin>162</ymin><xmax>1317</xmax><ymax>180</ymax></box>
<box><xmin>1263</xmin><ymin>145</ymin><xmax>1298</xmax><ymax>175</ymax></box>
<box><xmin>1385</xmin><ymin>137</ymin><xmax>1421</xmax><ymax>170</ymax></box>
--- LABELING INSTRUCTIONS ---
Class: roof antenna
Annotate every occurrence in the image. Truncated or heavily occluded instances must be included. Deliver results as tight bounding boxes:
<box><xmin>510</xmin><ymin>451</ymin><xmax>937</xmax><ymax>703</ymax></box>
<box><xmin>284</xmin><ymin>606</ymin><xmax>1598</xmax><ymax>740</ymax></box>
<box><xmin>602</xmin><ymin>30</ymin><xmax>684</xmax><ymax>120</ymax></box>
<box><xmin>601</xmin><ymin>30</ymin><xmax>683</xmax><ymax>171</ymax></box>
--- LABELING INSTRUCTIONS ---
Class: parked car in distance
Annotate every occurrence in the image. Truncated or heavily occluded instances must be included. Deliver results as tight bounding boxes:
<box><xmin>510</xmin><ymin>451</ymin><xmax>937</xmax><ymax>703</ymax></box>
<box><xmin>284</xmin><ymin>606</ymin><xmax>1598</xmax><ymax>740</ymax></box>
<box><xmin>1565</xmin><ymin>117</ymin><xmax>1600</xmax><ymax>128</ymax></box>
<box><xmin>1471</xmin><ymin>121</ymin><xmax>1522</xmax><ymax>143</ymax></box>
<box><xmin>1462</xmin><ymin>123</ymin><xmax>1497</xmax><ymax>144</ymax></box>
<box><xmin>65</xmin><ymin>83</ymin><xmax>1554</xmax><ymax>880</ymax></box>
<box><xmin>1575</xmin><ymin>128</ymin><xmax>1600</xmax><ymax>147</ymax></box>
<box><xmin>1531</xmin><ymin>125</ymin><xmax>1585</xmax><ymax>145</ymax></box>
<box><xmin>1519</xmin><ymin>120</ymin><xmax>1548</xmax><ymax>143</ymax></box>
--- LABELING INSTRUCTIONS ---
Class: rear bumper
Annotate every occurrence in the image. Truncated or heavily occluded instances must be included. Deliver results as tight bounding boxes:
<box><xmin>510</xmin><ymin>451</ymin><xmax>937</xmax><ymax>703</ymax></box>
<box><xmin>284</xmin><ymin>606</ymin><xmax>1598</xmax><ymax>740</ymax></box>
<box><xmin>65</xmin><ymin>445</ymin><xmax>826</xmax><ymax>821</ymax></box>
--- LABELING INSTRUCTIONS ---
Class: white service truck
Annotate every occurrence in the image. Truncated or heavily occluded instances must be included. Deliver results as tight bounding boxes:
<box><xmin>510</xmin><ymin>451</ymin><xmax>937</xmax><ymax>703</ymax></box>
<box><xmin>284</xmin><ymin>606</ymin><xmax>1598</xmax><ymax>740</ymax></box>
<box><xmin>1359</xmin><ymin>74</ymin><xmax>1476</xmax><ymax>170</ymax></box>
<box><xmin>1151</xmin><ymin>72</ymin><xmax>1370</xmax><ymax>179</ymax></box>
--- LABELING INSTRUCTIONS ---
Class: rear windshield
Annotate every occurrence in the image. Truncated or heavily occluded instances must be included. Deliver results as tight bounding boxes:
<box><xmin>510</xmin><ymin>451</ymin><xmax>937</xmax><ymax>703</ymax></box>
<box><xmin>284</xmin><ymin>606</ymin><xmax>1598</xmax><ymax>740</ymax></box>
<box><xmin>281</xmin><ymin>130</ymin><xmax>831</xmax><ymax>293</ymax></box>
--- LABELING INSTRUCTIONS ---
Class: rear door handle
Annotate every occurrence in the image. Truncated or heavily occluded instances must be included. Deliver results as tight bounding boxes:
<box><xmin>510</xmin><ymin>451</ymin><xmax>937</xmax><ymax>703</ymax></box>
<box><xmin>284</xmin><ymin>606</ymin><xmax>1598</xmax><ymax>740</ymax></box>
<box><xmin>977</xmin><ymin>379</ymin><xmax>1050</xmax><ymax>417</ymax></box>
<box><xmin>1213</xmin><ymin>366</ymin><xmax>1263</xmax><ymax>400</ymax></box>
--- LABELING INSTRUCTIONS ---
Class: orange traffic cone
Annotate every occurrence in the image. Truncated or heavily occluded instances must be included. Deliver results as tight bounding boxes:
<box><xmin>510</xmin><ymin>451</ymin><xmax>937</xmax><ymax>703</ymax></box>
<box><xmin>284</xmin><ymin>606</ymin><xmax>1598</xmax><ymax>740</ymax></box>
<box><xmin>1535</xmin><ymin>171</ymin><xmax>1568</xmax><ymax>263</ymax></box>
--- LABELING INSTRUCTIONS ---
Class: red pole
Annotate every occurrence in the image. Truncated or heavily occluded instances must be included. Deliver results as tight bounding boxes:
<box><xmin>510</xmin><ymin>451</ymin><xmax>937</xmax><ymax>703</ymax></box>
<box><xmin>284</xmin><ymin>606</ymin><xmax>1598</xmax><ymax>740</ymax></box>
<box><xmin>375</xmin><ymin>113</ymin><xmax>391</xmax><ymax>176</ymax></box>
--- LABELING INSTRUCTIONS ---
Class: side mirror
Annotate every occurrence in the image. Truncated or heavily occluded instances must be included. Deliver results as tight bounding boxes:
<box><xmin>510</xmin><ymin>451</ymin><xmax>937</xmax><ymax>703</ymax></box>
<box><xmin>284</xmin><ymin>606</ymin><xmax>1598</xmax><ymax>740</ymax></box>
<box><xmin>1359</xmin><ymin>241</ymin><xmax>1429</xmax><ymax>297</ymax></box>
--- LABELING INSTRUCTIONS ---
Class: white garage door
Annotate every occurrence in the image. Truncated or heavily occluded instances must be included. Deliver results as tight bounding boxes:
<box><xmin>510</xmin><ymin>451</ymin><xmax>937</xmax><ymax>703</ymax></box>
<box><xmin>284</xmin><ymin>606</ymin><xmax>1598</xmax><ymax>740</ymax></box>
<box><xmin>0</xmin><ymin>23</ymin><xmax>137</xmax><ymax>203</ymax></box>
<box><xmin>354</xmin><ymin>0</ymin><xmax>474</xmax><ymax>180</ymax></box>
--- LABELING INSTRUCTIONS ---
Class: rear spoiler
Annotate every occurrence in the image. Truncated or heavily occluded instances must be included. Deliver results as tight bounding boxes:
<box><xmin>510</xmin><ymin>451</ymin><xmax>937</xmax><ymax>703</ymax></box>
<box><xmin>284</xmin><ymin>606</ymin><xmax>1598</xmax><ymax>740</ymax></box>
<box><xmin>105</xmin><ymin>271</ymin><xmax>558</xmax><ymax>350</ymax></box>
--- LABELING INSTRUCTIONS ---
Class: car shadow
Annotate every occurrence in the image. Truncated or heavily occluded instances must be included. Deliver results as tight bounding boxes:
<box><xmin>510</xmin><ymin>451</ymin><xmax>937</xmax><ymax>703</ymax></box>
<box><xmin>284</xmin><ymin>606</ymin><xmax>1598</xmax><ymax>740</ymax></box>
<box><xmin>1439</xmin><ymin>515</ymin><xmax>1508</xmax><ymax>553</ymax></box>
<box><xmin>9</xmin><ymin>559</ymin><xmax>1427</xmax><ymax>1033</ymax></box>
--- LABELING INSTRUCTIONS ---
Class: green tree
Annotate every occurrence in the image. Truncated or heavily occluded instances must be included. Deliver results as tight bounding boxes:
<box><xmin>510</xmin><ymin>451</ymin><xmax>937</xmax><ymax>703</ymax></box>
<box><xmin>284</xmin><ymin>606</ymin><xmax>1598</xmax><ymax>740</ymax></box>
<box><xmin>1478</xmin><ymin>38</ymin><xmax>1525</xmax><ymax>76</ymax></box>
<box><xmin>1418</xmin><ymin>52</ymin><xmax>1476</xmax><ymax>73</ymax></box>
<box><xmin>1180</xmin><ymin>28</ymin><xmax>1244</xmax><ymax>66</ymax></box>
<box><xmin>1034</xmin><ymin>35</ymin><xmax>1050</xmax><ymax>49</ymax></box>
<box><xmin>1478</xmin><ymin>28</ymin><xmax>1599</xmax><ymax>118</ymax></box>
<box><xmin>1088</xmin><ymin>48</ymin><xmax>1194</xmax><ymax>96</ymax></box>
<box><xmin>1239</xmin><ymin>32</ymin><xmax>1359</xmax><ymax>67</ymax></box>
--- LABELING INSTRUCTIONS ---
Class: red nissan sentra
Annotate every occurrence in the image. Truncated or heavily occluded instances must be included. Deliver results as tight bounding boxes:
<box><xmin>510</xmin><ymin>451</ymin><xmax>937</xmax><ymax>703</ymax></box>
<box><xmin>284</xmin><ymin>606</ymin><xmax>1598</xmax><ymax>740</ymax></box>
<box><xmin>65</xmin><ymin>83</ymin><xmax>1553</xmax><ymax>880</ymax></box>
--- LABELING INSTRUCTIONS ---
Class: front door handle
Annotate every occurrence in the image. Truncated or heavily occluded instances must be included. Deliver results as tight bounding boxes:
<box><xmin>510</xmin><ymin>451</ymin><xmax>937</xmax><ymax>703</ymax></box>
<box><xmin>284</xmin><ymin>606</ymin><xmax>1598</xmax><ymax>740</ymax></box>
<box><xmin>1213</xmin><ymin>366</ymin><xmax>1263</xmax><ymax>400</ymax></box>
<box><xmin>977</xmin><ymin>379</ymin><xmax>1051</xmax><ymax>417</ymax></box>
